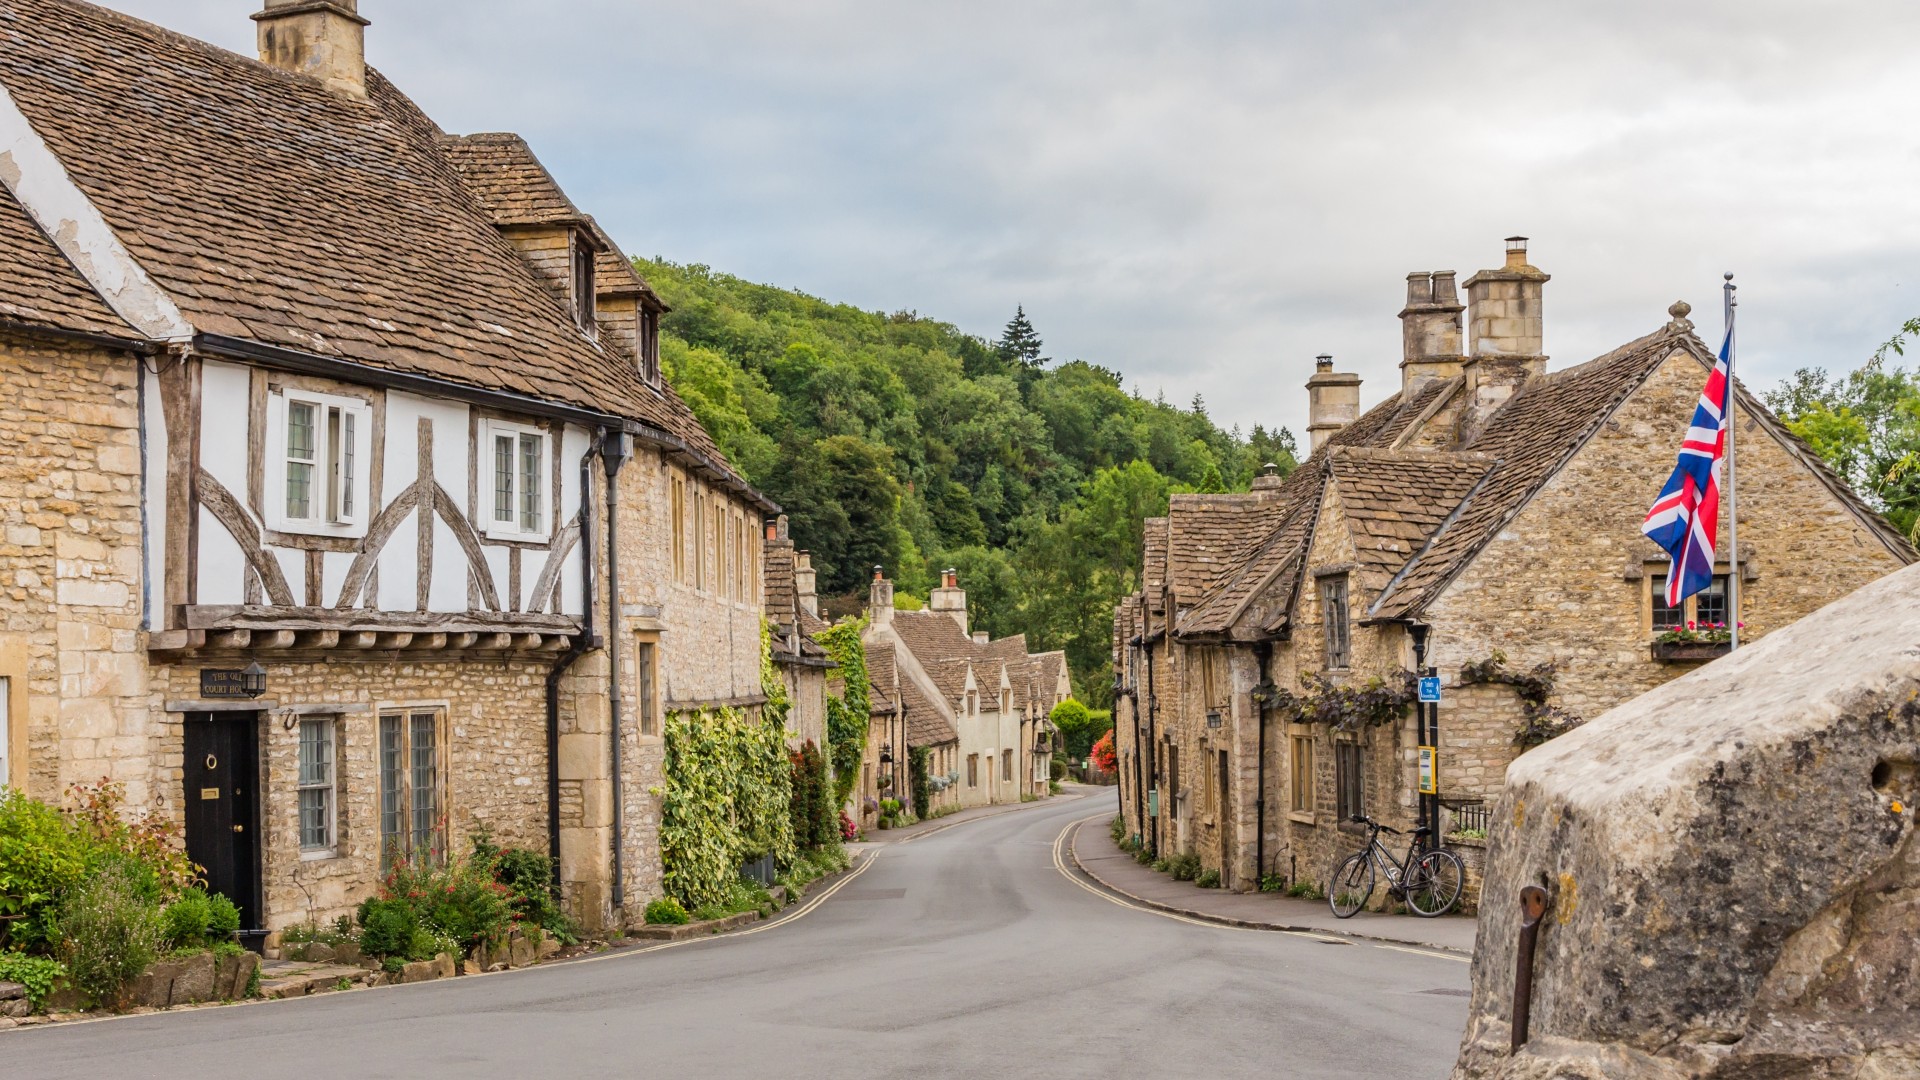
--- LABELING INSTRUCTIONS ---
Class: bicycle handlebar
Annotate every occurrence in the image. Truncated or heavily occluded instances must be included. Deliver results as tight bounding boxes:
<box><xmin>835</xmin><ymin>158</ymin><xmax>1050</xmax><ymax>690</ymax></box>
<box><xmin>1348</xmin><ymin>814</ymin><xmax>1400</xmax><ymax>834</ymax></box>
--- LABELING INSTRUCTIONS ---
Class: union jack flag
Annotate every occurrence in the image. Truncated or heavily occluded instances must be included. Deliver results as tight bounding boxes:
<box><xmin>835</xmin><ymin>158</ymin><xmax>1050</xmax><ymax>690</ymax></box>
<box><xmin>1642</xmin><ymin>327</ymin><xmax>1734</xmax><ymax>606</ymax></box>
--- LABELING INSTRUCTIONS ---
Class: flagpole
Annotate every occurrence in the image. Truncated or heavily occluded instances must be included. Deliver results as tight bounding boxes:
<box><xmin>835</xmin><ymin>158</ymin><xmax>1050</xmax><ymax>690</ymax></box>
<box><xmin>1724</xmin><ymin>272</ymin><xmax>1740</xmax><ymax>651</ymax></box>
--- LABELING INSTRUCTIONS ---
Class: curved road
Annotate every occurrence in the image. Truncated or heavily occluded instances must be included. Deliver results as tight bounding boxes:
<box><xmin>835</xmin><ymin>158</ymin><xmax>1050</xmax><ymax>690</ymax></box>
<box><xmin>7</xmin><ymin>791</ymin><xmax>1468</xmax><ymax>1079</ymax></box>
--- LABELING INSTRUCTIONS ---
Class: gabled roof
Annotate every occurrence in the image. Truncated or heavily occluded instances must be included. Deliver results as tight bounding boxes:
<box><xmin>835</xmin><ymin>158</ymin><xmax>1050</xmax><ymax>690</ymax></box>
<box><xmin>1327</xmin><ymin>447</ymin><xmax>1493</xmax><ymax>602</ymax></box>
<box><xmin>1371</xmin><ymin>326</ymin><xmax>1700</xmax><ymax>618</ymax></box>
<box><xmin>864</xmin><ymin>639</ymin><xmax>958</xmax><ymax>746</ymax></box>
<box><xmin>0</xmin><ymin>0</ymin><xmax>749</xmax><ymax>497</ymax></box>
<box><xmin>0</xmin><ymin>184</ymin><xmax>133</xmax><ymax>338</ymax></box>
<box><xmin>1165</xmin><ymin>493</ymin><xmax>1288</xmax><ymax>601</ymax></box>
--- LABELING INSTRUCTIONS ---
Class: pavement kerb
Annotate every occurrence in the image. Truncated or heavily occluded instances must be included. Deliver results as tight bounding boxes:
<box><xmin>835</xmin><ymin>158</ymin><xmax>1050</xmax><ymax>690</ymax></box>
<box><xmin>3</xmin><ymin>847</ymin><xmax>882</xmax><ymax>1035</ymax></box>
<box><xmin>1063</xmin><ymin>817</ymin><xmax>1475</xmax><ymax>957</ymax></box>
<box><xmin>877</xmin><ymin>788</ymin><xmax>1094</xmax><ymax>846</ymax></box>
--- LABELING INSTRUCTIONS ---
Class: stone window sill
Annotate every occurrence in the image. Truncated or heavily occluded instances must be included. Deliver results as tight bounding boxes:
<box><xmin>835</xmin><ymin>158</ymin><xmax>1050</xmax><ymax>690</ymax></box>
<box><xmin>1287</xmin><ymin>809</ymin><xmax>1316</xmax><ymax>825</ymax></box>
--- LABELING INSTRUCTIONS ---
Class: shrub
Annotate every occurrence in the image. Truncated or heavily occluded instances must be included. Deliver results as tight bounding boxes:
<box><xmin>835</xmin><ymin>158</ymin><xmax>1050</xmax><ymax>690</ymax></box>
<box><xmin>57</xmin><ymin>859</ymin><xmax>164</xmax><ymax>1007</ymax></box>
<box><xmin>643</xmin><ymin>897</ymin><xmax>689</xmax><ymax>925</ymax></box>
<box><xmin>0</xmin><ymin>790</ymin><xmax>90</xmax><ymax>953</ymax></box>
<box><xmin>839</xmin><ymin>811</ymin><xmax>858</xmax><ymax>841</ymax></box>
<box><xmin>0</xmin><ymin>952</ymin><xmax>66</xmax><ymax>1010</ymax></box>
<box><xmin>1109</xmin><ymin>815</ymin><xmax>1126</xmax><ymax>844</ymax></box>
<box><xmin>356</xmin><ymin>896</ymin><xmax>419</xmax><ymax>959</ymax></box>
<box><xmin>1166</xmin><ymin>852</ymin><xmax>1202</xmax><ymax>882</ymax></box>
<box><xmin>1050</xmin><ymin>757</ymin><xmax>1067</xmax><ymax>782</ymax></box>
<box><xmin>384</xmin><ymin>857</ymin><xmax>514</xmax><ymax>951</ymax></box>
<box><xmin>1195</xmin><ymin>869</ymin><xmax>1221</xmax><ymax>889</ymax></box>
<box><xmin>162</xmin><ymin>889</ymin><xmax>212</xmax><ymax>950</ymax></box>
<box><xmin>482</xmin><ymin>841</ymin><xmax>576</xmax><ymax>945</ymax></box>
<box><xmin>1258</xmin><ymin>873</ymin><xmax>1287</xmax><ymax>893</ymax></box>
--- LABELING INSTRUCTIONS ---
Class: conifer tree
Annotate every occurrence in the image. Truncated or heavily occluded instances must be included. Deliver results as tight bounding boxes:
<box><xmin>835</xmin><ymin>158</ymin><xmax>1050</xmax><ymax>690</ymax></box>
<box><xmin>996</xmin><ymin>306</ymin><xmax>1048</xmax><ymax>369</ymax></box>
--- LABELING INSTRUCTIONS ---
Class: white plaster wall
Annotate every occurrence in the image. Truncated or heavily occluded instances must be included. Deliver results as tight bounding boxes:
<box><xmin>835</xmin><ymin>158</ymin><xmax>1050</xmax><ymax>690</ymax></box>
<box><xmin>195</xmin><ymin>505</ymin><xmax>245</xmax><ymax>605</ymax></box>
<box><xmin>322</xmin><ymin>550</ymin><xmax>353</xmax><ymax>609</ymax></box>
<box><xmin>273</xmin><ymin>546</ymin><xmax>304</xmax><ymax>604</ymax></box>
<box><xmin>142</xmin><ymin>365</ymin><xmax>166</xmax><ymax>624</ymax></box>
<box><xmin>198</xmin><ymin>360</ymin><xmax>249</xmax><ymax>499</ymax></box>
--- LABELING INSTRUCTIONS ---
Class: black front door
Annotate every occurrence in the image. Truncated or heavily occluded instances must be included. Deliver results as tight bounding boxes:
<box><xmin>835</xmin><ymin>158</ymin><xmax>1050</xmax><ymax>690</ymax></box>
<box><xmin>183</xmin><ymin>713</ymin><xmax>262</xmax><ymax>934</ymax></box>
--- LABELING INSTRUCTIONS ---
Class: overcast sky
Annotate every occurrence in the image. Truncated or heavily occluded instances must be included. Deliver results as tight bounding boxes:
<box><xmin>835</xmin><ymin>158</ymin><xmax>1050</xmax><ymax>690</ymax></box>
<box><xmin>109</xmin><ymin>1</ymin><xmax>1920</xmax><ymax>438</ymax></box>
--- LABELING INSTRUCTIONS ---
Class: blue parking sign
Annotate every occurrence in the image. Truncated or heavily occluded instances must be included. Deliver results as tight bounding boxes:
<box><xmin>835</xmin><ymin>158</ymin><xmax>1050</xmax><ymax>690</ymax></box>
<box><xmin>1418</xmin><ymin>676</ymin><xmax>1442</xmax><ymax>703</ymax></box>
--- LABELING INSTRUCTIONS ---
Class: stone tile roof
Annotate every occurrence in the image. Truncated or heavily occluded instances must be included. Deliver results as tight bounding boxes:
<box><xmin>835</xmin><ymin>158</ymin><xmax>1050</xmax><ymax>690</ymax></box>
<box><xmin>1165</xmin><ymin>494</ymin><xmax>1288</xmax><ymax>601</ymax></box>
<box><xmin>0</xmin><ymin>0</ymin><xmax>741</xmax><ymax>492</ymax></box>
<box><xmin>1327</xmin><ymin>447</ymin><xmax>1494</xmax><ymax>602</ymax></box>
<box><xmin>863</xmin><ymin>641</ymin><xmax>899</xmax><ymax>715</ymax></box>
<box><xmin>1142</xmin><ymin>517</ymin><xmax>1169</xmax><ymax>616</ymax></box>
<box><xmin>763</xmin><ymin>539</ymin><xmax>798</xmax><ymax>626</ymax></box>
<box><xmin>864</xmin><ymin>640</ymin><xmax>957</xmax><ymax>745</ymax></box>
<box><xmin>892</xmin><ymin>611</ymin><xmax>977</xmax><ymax>706</ymax></box>
<box><xmin>0</xmin><ymin>184</ymin><xmax>133</xmax><ymax>337</ymax></box>
<box><xmin>1175</xmin><ymin>484</ymin><xmax>1322</xmax><ymax>637</ymax></box>
<box><xmin>438</xmin><ymin>132</ymin><xmax>664</xmax><ymax>306</ymax></box>
<box><xmin>1371</xmin><ymin>327</ymin><xmax>1693</xmax><ymax>618</ymax></box>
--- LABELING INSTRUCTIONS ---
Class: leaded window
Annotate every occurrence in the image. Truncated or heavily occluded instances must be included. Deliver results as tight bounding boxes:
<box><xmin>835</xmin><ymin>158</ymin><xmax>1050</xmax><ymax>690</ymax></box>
<box><xmin>1321</xmin><ymin>575</ymin><xmax>1351</xmax><ymax>670</ymax></box>
<box><xmin>298</xmin><ymin>718</ymin><xmax>335</xmax><ymax>853</ymax></box>
<box><xmin>379</xmin><ymin>709</ymin><xmax>443</xmax><ymax>865</ymax></box>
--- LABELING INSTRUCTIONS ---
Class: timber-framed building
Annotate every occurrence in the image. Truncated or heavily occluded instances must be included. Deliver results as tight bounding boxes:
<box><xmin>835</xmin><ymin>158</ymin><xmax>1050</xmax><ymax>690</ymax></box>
<box><xmin>0</xmin><ymin>0</ymin><xmax>772</xmax><ymax>939</ymax></box>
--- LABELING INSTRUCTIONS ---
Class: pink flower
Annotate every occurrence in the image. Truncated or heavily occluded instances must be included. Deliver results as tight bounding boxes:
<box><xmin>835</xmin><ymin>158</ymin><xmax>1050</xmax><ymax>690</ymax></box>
<box><xmin>1687</xmin><ymin>621</ymin><xmax>1696</xmax><ymax>630</ymax></box>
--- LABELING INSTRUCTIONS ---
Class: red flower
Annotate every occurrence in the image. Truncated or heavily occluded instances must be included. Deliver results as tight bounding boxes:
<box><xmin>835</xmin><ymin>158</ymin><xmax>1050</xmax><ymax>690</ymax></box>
<box><xmin>1687</xmin><ymin>621</ymin><xmax>1696</xmax><ymax>630</ymax></box>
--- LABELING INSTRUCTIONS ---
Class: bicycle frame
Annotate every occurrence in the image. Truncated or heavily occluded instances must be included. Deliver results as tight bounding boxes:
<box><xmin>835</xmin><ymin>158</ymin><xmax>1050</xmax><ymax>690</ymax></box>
<box><xmin>1357</xmin><ymin>823</ymin><xmax>1428</xmax><ymax>892</ymax></box>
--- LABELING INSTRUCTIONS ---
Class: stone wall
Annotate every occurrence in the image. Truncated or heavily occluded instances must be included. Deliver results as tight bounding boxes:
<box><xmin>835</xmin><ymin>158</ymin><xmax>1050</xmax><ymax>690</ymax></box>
<box><xmin>1425</xmin><ymin>346</ymin><xmax>1909</xmax><ymax>724</ymax></box>
<box><xmin>610</xmin><ymin>450</ymin><xmax>766</xmax><ymax>923</ymax></box>
<box><xmin>1455</xmin><ymin>563</ymin><xmax>1920</xmax><ymax>1079</ymax></box>
<box><xmin>145</xmin><ymin>655</ymin><xmax>563</xmax><ymax>935</ymax></box>
<box><xmin>0</xmin><ymin>338</ymin><xmax>147</xmax><ymax>801</ymax></box>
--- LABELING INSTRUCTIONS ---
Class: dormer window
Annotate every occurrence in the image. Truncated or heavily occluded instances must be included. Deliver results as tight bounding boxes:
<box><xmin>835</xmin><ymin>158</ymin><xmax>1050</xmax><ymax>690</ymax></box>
<box><xmin>639</xmin><ymin>305</ymin><xmax>662</xmax><ymax>384</ymax></box>
<box><xmin>571</xmin><ymin>238</ymin><xmax>595</xmax><ymax>333</ymax></box>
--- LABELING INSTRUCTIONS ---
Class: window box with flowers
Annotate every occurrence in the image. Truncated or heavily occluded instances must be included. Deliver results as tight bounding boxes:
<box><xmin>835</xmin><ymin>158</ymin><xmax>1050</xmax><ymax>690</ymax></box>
<box><xmin>1650</xmin><ymin>622</ymin><xmax>1741</xmax><ymax>662</ymax></box>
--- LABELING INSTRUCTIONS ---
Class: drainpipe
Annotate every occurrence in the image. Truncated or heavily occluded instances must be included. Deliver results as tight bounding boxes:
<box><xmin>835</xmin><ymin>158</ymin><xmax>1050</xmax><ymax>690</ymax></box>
<box><xmin>603</xmin><ymin>431</ymin><xmax>632</xmax><ymax>911</ymax></box>
<box><xmin>546</xmin><ymin>440</ymin><xmax>603</xmax><ymax>889</ymax></box>
<box><xmin>1253</xmin><ymin>641</ymin><xmax>1273</xmax><ymax>884</ymax></box>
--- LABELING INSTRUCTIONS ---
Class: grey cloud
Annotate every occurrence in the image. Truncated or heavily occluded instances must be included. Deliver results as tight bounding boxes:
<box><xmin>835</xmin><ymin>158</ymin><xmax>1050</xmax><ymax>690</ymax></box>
<box><xmin>99</xmin><ymin>1</ymin><xmax>1920</xmax><ymax>437</ymax></box>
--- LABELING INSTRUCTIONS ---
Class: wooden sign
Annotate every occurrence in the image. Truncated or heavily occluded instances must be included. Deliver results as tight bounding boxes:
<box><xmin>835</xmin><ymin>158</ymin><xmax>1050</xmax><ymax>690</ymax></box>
<box><xmin>200</xmin><ymin>668</ymin><xmax>263</xmax><ymax>699</ymax></box>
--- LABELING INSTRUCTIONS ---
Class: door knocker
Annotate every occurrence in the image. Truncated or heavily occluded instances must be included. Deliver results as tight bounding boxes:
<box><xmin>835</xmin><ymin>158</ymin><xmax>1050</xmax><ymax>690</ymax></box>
<box><xmin>205</xmin><ymin>754</ymin><xmax>218</xmax><ymax>770</ymax></box>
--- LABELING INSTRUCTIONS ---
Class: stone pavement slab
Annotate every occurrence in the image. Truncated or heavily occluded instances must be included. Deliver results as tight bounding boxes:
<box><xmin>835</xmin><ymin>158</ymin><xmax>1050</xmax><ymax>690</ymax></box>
<box><xmin>1070</xmin><ymin>816</ymin><xmax>1478</xmax><ymax>955</ymax></box>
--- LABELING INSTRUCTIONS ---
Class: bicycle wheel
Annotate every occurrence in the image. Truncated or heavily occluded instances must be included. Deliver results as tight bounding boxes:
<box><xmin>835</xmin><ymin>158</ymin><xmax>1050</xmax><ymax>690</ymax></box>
<box><xmin>1406</xmin><ymin>849</ymin><xmax>1465</xmax><ymax>917</ymax></box>
<box><xmin>1328</xmin><ymin>852</ymin><xmax>1374</xmax><ymax>919</ymax></box>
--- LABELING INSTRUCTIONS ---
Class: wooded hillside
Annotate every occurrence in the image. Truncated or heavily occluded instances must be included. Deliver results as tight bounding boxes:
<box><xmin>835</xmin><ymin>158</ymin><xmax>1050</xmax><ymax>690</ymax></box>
<box><xmin>640</xmin><ymin>258</ymin><xmax>1297</xmax><ymax>708</ymax></box>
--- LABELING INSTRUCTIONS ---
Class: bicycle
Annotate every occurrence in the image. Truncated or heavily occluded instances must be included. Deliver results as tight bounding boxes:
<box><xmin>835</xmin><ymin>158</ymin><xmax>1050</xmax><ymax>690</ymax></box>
<box><xmin>1326</xmin><ymin>814</ymin><xmax>1464</xmax><ymax>919</ymax></box>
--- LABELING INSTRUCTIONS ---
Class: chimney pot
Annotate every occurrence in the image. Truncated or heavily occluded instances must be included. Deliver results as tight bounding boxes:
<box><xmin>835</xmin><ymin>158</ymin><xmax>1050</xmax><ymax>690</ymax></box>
<box><xmin>1456</xmin><ymin>237</ymin><xmax>1551</xmax><ymax>441</ymax></box>
<box><xmin>1400</xmin><ymin>269</ymin><xmax>1466</xmax><ymax>395</ymax></box>
<box><xmin>252</xmin><ymin>0</ymin><xmax>370</xmax><ymax>99</ymax></box>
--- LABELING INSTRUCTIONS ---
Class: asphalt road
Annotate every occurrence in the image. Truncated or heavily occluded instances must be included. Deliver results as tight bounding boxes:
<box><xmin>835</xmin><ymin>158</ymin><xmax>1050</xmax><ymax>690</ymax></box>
<box><xmin>5</xmin><ymin>790</ymin><xmax>1469</xmax><ymax>1079</ymax></box>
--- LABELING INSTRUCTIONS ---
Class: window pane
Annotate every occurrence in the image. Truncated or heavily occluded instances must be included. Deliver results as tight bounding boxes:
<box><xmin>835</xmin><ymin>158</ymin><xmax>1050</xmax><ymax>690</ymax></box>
<box><xmin>287</xmin><ymin>401</ymin><xmax>315</xmax><ymax>460</ymax></box>
<box><xmin>1322</xmin><ymin>577</ymin><xmax>1351</xmax><ymax>669</ymax></box>
<box><xmin>494</xmin><ymin>435</ymin><xmax>515</xmax><ymax>522</ymax></box>
<box><xmin>636</xmin><ymin>642</ymin><xmax>656</xmax><ymax>736</ymax></box>
<box><xmin>520</xmin><ymin>434</ymin><xmax>542</xmax><ymax>532</ymax></box>
<box><xmin>298</xmin><ymin>719</ymin><xmax>331</xmax><ymax>786</ymax></box>
<box><xmin>1651</xmin><ymin>577</ymin><xmax>1686</xmax><ymax>629</ymax></box>
<box><xmin>340</xmin><ymin>411</ymin><xmax>356</xmax><ymax>519</ymax></box>
<box><xmin>410</xmin><ymin>712</ymin><xmax>438</xmax><ymax>859</ymax></box>
<box><xmin>299</xmin><ymin>788</ymin><xmax>330</xmax><ymax>850</ymax></box>
<box><xmin>379</xmin><ymin>715</ymin><xmax>404</xmax><ymax>858</ymax></box>
<box><xmin>1696</xmin><ymin>575</ymin><xmax>1732</xmax><ymax>626</ymax></box>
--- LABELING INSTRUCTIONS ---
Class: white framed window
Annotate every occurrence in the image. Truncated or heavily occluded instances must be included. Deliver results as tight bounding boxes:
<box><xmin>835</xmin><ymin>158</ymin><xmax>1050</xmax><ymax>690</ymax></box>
<box><xmin>482</xmin><ymin>419</ymin><xmax>551</xmax><ymax>542</ymax></box>
<box><xmin>298</xmin><ymin>718</ymin><xmax>337</xmax><ymax>856</ymax></box>
<box><xmin>266</xmin><ymin>389</ymin><xmax>372</xmax><ymax>539</ymax></box>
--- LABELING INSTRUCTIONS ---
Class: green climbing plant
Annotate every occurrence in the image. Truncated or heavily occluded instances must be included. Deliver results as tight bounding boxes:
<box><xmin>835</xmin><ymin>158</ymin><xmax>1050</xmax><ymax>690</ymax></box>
<box><xmin>814</xmin><ymin>619</ymin><xmax>872</xmax><ymax>808</ymax></box>
<box><xmin>657</xmin><ymin>625</ymin><xmax>797</xmax><ymax>910</ymax></box>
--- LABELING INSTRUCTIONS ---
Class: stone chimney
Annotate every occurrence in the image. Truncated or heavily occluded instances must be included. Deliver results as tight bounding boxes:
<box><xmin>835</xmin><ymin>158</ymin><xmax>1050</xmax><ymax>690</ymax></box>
<box><xmin>1251</xmin><ymin>462</ymin><xmax>1286</xmax><ymax>494</ymax></box>
<box><xmin>253</xmin><ymin>0</ymin><xmax>369</xmax><ymax>100</ymax></box>
<box><xmin>1305</xmin><ymin>356</ymin><xmax>1362</xmax><ymax>456</ymax></box>
<box><xmin>929</xmin><ymin>568</ymin><xmax>968</xmax><ymax>636</ymax></box>
<box><xmin>1399</xmin><ymin>271</ymin><xmax>1465</xmax><ymax>395</ymax></box>
<box><xmin>972</xmin><ymin>631</ymin><xmax>990</xmax><ymax>645</ymax></box>
<box><xmin>1460</xmin><ymin>237</ymin><xmax>1550</xmax><ymax>427</ymax></box>
<box><xmin>868</xmin><ymin>567</ymin><xmax>893</xmax><ymax>632</ymax></box>
<box><xmin>794</xmin><ymin>551</ymin><xmax>818</xmax><ymax>618</ymax></box>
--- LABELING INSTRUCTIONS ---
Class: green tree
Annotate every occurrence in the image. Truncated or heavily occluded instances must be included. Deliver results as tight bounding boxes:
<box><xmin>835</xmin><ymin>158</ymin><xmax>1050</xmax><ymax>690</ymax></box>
<box><xmin>1765</xmin><ymin>358</ymin><xmax>1920</xmax><ymax>540</ymax></box>
<box><xmin>996</xmin><ymin>305</ymin><xmax>1047</xmax><ymax>369</ymax></box>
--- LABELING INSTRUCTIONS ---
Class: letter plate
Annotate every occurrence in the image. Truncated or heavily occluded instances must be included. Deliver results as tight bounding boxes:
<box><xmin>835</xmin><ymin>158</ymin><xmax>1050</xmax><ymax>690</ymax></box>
<box><xmin>200</xmin><ymin>787</ymin><xmax>221</xmax><ymax>800</ymax></box>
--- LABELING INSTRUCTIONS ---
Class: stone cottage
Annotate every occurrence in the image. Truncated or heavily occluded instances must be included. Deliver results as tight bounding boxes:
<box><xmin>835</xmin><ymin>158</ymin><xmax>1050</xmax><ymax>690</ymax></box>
<box><xmin>865</xmin><ymin>570</ymin><xmax>1062</xmax><ymax>816</ymax></box>
<box><xmin>0</xmin><ymin>0</ymin><xmax>773</xmax><ymax>940</ymax></box>
<box><xmin>762</xmin><ymin>516</ymin><xmax>832</xmax><ymax>752</ymax></box>
<box><xmin>1112</xmin><ymin>238</ymin><xmax>1915</xmax><ymax>895</ymax></box>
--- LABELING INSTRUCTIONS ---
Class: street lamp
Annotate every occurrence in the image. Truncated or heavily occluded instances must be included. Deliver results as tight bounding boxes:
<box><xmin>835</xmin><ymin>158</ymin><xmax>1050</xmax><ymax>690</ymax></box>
<box><xmin>240</xmin><ymin>661</ymin><xmax>268</xmax><ymax>699</ymax></box>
